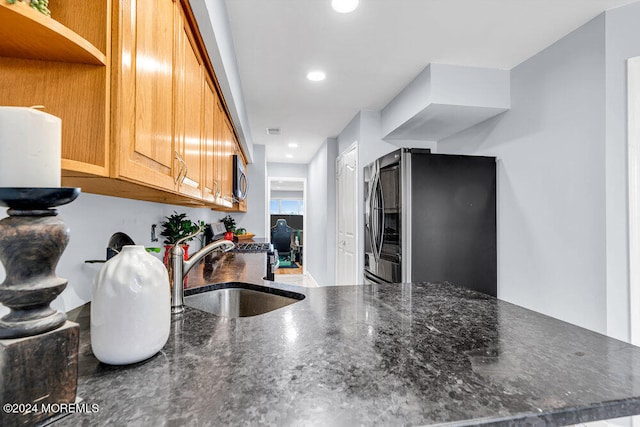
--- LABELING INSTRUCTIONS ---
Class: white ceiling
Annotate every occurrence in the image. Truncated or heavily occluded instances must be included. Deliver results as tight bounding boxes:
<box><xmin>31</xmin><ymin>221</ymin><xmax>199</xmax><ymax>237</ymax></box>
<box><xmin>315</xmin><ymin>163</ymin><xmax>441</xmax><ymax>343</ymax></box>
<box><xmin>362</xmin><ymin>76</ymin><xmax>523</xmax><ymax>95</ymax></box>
<box><xmin>224</xmin><ymin>0</ymin><xmax>636</xmax><ymax>164</ymax></box>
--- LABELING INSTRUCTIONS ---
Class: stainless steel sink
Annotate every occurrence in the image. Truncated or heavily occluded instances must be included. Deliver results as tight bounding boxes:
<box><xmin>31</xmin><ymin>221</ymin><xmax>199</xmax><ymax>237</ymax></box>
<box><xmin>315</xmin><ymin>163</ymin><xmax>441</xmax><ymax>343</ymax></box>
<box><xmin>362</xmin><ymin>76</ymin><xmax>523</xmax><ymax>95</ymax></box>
<box><xmin>184</xmin><ymin>287</ymin><xmax>303</xmax><ymax>317</ymax></box>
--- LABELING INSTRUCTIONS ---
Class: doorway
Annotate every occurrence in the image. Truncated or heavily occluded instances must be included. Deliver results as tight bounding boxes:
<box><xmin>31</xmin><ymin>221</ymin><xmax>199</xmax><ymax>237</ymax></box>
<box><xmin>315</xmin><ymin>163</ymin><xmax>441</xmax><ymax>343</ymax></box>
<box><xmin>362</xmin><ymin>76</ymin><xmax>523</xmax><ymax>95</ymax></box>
<box><xmin>267</xmin><ymin>177</ymin><xmax>306</xmax><ymax>275</ymax></box>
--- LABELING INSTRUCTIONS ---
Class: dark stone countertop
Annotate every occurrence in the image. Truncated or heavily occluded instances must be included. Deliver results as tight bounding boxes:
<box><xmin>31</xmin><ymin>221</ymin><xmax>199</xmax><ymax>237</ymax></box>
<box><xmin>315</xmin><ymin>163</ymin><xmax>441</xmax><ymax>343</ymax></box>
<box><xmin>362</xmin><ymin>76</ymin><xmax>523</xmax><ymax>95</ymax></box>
<box><xmin>57</xmin><ymin>277</ymin><xmax>640</xmax><ymax>426</ymax></box>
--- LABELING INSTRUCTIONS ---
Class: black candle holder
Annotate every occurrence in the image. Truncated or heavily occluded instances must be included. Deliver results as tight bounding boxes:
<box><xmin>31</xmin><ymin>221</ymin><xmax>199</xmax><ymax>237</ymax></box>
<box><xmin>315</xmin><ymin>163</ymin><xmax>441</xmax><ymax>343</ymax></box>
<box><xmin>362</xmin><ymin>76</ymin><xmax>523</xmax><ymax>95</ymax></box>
<box><xmin>0</xmin><ymin>187</ymin><xmax>80</xmax><ymax>338</ymax></box>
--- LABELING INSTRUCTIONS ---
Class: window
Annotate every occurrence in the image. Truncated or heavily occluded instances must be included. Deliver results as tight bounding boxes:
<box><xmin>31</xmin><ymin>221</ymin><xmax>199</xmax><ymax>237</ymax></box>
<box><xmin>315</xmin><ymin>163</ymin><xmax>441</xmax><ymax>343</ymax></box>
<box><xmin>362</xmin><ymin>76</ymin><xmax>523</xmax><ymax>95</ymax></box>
<box><xmin>270</xmin><ymin>199</ymin><xmax>303</xmax><ymax>215</ymax></box>
<box><xmin>280</xmin><ymin>200</ymin><xmax>299</xmax><ymax>214</ymax></box>
<box><xmin>269</xmin><ymin>200</ymin><xmax>280</xmax><ymax>214</ymax></box>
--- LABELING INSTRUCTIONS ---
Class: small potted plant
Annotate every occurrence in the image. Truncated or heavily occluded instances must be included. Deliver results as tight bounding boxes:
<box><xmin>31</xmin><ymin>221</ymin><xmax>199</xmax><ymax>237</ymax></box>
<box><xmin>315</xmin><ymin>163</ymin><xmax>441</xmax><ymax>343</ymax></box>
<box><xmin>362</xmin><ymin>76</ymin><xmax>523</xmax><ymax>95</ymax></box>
<box><xmin>220</xmin><ymin>215</ymin><xmax>236</xmax><ymax>241</ymax></box>
<box><xmin>160</xmin><ymin>212</ymin><xmax>202</xmax><ymax>265</ymax></box>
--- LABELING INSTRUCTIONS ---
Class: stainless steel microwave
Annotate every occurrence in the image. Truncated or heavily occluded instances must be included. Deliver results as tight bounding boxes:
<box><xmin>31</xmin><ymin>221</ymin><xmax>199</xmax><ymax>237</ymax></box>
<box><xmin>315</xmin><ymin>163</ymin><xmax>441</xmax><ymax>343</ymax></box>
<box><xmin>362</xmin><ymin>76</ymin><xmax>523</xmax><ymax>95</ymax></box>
<box><xmin>232</xmin><ymin>155</ymin><xmax>247</xmax><ymax>201</ymax></box>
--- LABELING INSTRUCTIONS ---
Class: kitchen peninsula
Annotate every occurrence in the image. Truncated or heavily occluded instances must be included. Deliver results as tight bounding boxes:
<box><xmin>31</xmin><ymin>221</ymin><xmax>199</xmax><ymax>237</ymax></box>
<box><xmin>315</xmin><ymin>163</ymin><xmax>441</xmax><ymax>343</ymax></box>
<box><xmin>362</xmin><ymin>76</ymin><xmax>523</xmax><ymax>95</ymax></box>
<box><xmin>55</xmin><ymin>276</ymin><xmax>640</xmax><ymax>426</ymax></box>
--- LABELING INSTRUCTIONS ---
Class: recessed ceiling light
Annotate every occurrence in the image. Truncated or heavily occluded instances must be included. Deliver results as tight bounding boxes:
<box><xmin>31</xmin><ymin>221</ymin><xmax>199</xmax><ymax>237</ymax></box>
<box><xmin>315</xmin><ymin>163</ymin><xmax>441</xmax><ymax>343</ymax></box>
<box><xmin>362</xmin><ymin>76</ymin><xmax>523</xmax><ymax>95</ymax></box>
<box><xmin>306</xmin><ymin>70</ymin><xmax>326</xmax><ymax>82</ymax></box>
<box><xmin>331</xmin><ymin>0</ymin><xmax>359</xmax><ymax>13</ymax></box>
<box><xmin>288</xmin><ymin>143</ymin><xmax>299</xmax><ymax>148</ymax></box>
<box><xmin>285</xmin><ymin>154</ymin><xmax>293</xmax><ymax>159</ymax></box>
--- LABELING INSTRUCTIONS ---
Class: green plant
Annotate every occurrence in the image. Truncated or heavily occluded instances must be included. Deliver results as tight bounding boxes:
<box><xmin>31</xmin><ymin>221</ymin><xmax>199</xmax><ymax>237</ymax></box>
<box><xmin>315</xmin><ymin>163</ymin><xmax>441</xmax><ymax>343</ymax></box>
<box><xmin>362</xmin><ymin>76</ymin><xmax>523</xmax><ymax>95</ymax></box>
<box><xmin>6</xmin><ymin>0</ymin><xmax>51</xmax><ymax>17</ymax></box>
<box><xmin>160</xmin><ymin>212</ymin><xmax>201</xmax><ymax>245</ymax></box>
<box><xmin>220</xmin><ymin>215</ymin><xmax>236</xmax><ymax>232</ymax></box>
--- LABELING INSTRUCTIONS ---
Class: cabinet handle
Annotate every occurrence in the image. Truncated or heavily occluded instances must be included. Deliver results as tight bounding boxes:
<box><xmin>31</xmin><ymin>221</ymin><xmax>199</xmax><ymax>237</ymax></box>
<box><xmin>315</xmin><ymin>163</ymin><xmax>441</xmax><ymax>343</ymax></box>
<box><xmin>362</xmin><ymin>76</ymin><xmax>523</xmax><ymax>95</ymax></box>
<box><xmin>181</xmin><ymin>159</ymin><xmax>188</xmax><ymax>185</ymax></box>
<box><xmin>174</xmin><ymin>152</ymin><xmax>188</xmax><ymax>185</ymax></box>
<box><xmin>213</xmin><ymin>180</ymin><xmax>220</xmax><ymax>199</ymax></box>
<box><xmin>174</xmin><ymin>152</ymin><xmax>183</xmax><ymax>185</ymax></box>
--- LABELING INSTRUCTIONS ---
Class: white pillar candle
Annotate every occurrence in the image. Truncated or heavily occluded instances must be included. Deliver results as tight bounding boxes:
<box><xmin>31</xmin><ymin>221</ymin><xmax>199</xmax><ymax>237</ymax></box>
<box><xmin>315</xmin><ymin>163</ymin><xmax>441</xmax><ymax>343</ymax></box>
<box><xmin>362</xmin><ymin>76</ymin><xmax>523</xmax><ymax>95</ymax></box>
<box><xmin>0</xmin><ymin>106</ymin><xmax>61</xmax><ymax>188</ymax></box>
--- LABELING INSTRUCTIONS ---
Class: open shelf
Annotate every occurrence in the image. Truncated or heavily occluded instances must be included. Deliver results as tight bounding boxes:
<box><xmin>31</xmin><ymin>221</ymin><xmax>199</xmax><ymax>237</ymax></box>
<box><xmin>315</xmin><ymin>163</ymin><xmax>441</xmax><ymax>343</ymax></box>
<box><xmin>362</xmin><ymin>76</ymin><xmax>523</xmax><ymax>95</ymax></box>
<box><xmin>0</xmin><ymin>1</ymin><xmax>106</xmax><ymax>65</ymax></box>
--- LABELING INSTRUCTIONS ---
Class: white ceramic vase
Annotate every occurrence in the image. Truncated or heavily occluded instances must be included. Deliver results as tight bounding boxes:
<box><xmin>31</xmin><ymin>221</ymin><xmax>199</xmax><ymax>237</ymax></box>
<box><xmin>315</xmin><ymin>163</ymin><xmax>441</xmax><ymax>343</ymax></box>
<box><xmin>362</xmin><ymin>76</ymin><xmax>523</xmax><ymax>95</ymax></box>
<box><xmin>91</xmin><ymin>245</ymin><xmax>170</xmax><ymax>365</ymax></box>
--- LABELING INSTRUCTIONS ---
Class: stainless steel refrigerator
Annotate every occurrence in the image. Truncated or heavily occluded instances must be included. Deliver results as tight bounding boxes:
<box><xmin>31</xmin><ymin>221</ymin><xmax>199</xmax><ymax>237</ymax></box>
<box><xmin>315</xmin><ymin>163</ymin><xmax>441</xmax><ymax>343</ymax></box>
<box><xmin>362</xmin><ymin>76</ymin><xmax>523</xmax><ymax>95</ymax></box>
<box><xmin>364</xmin><ymin>148</ymin><xmax>497</xmax><ymax>296</ymax></box>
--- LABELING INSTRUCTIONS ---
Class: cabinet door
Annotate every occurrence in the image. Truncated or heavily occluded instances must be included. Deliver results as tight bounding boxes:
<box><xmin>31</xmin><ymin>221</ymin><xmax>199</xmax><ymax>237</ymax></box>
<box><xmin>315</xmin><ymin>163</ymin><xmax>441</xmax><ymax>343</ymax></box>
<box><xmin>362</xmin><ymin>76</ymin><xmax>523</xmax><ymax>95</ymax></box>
<box><xmin>220</xmin><ymin>116</ymin><xmax>235</xmax><ymax>207</ymax></box>
<box><xmin>202</xmin><ymin>77</ymin><xmax>216</xmax><ymax>204</ymax></box>
<box><xmin>174</xmin><ymin>7</ymin><xmax>203</xmax><ymax>199</ymax></box>
<box><xmin>113</xmin><ymin>0</ymin><xmax>177</xmax><ymax>191</ymax></box>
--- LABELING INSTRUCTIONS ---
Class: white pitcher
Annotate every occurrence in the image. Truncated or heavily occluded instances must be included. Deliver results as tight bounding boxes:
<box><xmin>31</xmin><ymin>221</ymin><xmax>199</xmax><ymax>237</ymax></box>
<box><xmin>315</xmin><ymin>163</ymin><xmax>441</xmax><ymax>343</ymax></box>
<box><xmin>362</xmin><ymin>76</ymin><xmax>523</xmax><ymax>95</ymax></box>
<box><xmin>91</xmin><ymin>245</ymin><xmax>170</xmax><ymax>365</ymax></box>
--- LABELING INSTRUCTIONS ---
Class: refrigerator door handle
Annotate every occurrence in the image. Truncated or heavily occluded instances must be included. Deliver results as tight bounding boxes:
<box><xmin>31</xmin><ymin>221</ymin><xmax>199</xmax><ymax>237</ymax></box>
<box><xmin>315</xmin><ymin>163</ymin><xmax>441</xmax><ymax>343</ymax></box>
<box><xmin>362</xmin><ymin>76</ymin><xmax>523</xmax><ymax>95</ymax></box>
<box><xmin>376</xmin><ymin>171</ymin><xmax>385</xmax><ymax>261</ymax></box>
<box><xmin>369</xmin><ymin>167</ymin><xmax>380</xmax><ymax>261</ymax></box>
<box><xmin>368</xmin><ymin>191</ymin><xmax>377</xmax><ymax>259</ymax></box>
<box><xmin>370</xmin><ymin>170</ymin><xmax>384</xmax><ymax>262</ymax></box>
<box><xmin>364</xmin><ymin>169</ymin><xmax>373</xmax><ymax>230</ymax></box>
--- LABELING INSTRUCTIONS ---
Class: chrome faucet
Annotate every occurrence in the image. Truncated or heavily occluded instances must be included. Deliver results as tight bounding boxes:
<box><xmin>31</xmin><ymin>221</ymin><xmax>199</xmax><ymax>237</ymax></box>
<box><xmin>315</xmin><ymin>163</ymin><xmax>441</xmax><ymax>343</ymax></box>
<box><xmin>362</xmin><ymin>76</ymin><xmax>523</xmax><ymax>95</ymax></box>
<box><xmin>169</xmin><ymin>229</ymin><xmax>235</xmax><ymax>315</ymax></box>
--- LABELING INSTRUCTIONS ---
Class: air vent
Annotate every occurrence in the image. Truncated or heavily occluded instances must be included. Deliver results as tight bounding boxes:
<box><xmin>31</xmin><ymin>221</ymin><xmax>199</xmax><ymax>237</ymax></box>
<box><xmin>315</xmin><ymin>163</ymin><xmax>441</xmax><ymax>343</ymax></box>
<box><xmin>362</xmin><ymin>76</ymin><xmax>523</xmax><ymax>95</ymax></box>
<box><xmin>266</xmin><ymin>127</ymin><xmax>281</xmax><ymax>135</ymax></box>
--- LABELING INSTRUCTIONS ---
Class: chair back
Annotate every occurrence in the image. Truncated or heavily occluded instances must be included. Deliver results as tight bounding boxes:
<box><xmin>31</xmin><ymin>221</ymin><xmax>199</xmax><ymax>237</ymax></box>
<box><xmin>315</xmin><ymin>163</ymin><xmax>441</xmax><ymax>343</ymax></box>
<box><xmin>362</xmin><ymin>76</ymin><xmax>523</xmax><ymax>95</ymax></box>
<box><xmin>270</xmin><ymin>219</ymin><xmax>293</xmax><ymax>256</ymax></box>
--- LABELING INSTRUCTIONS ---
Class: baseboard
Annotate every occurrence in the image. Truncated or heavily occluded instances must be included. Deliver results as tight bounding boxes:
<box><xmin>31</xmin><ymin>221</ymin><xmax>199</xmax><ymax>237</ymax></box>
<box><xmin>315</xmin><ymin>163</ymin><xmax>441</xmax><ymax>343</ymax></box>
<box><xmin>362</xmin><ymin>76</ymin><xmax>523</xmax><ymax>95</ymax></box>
<box><xmin>582</xmin><ymin>415</ymin><xmax>640</xmax><ymax>427</ymax></box>
<box><xmin>305</xmin><ymin>272</ymin><xmax>320</xmax><ymax>287</ymax></box>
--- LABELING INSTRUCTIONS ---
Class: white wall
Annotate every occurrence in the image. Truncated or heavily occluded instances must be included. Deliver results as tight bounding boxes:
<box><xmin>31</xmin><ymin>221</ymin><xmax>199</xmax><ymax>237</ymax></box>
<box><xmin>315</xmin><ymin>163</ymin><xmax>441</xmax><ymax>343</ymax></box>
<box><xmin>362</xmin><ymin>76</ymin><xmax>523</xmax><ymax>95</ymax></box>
<box><xmin>337</xmin><ymin>113</ymin><xmax>361</xmax><ymax>155</ymax></box>
<box><xmin>381</xmin><ymin>66</ymin><xmax>432</xmax><ymax>138</ymax></box>
<box><xmin>267</xmin><ymin>162</ymin><xmax>308</xmax><ymax>179</ymax></box>
<box><xmin>437</xmin><ymin>15</ymin><xmax>608</xmax><ymax>334</ymax></box>
<box><xmin>430</xmin><ymin>64</ymin><xmax>510</xmax><ymax>108</ymax></box>
<box><xmin>228</xmin><ymin>144</ymin><xmax>267</xmax><ymax>237</ymax></box>
<box><xmin>306</xmin><ymin>138</ymin><xmax>337</xmax><ymax>285</ymax></box>
<box><xmin>603</xmin><ymin>1</ymin><xmax>640</xmax><ymax>341</ymax></box>
<box><xmin>0</xmin><ymin>193</ymin><xmax>232</xmax><ymax>316</ymax></box>
<box><xmin>358</xmin><ymin>110</ymin><xmax>398</xmax><ymax>175</ymax></box>
<box><xmin>380</xmin><ymin>64</ymin><xmax>510</xmax><ymax>142</ymax></box>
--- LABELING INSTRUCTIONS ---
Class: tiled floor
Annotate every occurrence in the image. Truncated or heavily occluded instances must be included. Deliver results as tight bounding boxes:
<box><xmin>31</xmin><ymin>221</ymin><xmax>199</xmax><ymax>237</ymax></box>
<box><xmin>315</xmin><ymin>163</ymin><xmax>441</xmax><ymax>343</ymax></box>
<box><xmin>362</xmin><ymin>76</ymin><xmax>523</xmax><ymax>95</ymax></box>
<box><xmin>274</xmin><ymin>273</ymin><xmax>319</xmax><ymax>288</ymax></box>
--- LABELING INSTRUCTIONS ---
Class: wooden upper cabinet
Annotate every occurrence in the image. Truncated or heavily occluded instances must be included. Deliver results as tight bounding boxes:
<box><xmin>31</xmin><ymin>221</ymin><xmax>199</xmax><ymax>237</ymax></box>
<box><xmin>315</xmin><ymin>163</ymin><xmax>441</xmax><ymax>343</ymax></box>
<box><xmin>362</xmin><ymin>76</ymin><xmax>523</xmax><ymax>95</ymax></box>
<box><xmin>112</xmin><ymin>0</ymin><xmax>176</xmax><ymax>192</ymax></box>
<box><xmin>213</xmin><ymin>97</ymin><xmax>231</xmax><ymax>208</ymax></box>
<box><xmin>174</xmin><ymin>7</ymin><xmax>203</xmax><ymax>199</ymax></box>
<box><xmin>0</xmin><ymin>0</ymin><xmax>110</xmax><ymax>178</ymax></box>
<box><xmin>0</xmin><ymin>0</ymin><xmax>248</xmax><ymax>209</ymax></box>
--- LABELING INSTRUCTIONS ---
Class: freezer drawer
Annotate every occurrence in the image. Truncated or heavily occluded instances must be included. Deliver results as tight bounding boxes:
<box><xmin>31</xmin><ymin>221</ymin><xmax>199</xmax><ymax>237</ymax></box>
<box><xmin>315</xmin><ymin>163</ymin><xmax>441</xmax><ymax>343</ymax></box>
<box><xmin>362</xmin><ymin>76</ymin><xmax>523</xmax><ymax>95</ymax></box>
<box><xmin>364</xmin><ymin>253</ymin><xmax>401</xmax><ymax>284</ymax></box>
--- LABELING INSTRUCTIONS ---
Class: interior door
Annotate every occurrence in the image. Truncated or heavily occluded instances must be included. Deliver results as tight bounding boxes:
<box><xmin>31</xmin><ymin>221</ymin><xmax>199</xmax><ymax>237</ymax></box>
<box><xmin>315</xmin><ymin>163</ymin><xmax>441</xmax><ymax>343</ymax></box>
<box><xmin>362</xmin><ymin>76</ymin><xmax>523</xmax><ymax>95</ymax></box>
<box><xmin>336</xmin><ymin>145</ymin><xmax>358</xmax><ymax>285</ymax></box>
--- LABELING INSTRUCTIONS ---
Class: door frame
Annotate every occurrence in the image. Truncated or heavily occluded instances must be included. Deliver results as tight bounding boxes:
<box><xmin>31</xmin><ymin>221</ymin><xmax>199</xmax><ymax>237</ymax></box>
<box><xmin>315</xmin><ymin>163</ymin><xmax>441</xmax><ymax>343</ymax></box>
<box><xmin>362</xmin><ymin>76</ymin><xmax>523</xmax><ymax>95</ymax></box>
<box><xmin>267</xmin><ymin>176</ymin><xmax>307</xmax><ymax>272</ymax></box>
<box><xmin>335</xmin><ymin>141</ymin><xmax>358</xmax><ymax>285</ymax></box>
<box><xmin>628</xmin><ymin>57</ymin><xmax>640</xmax><ymax>346</ymax></box>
